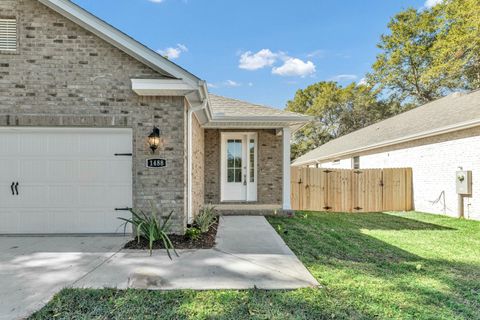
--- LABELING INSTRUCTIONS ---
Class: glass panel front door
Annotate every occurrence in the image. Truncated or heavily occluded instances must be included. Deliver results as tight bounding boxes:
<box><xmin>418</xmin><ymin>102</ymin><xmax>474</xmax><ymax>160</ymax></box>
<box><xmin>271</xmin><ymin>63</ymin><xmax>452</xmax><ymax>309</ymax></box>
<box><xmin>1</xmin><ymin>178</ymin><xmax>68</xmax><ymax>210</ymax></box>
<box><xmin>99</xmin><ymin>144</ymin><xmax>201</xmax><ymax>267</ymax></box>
<box><xmin>221</xmin><ymin>133</ymin><xmax>257</xmax><ymax>201</ymax></box>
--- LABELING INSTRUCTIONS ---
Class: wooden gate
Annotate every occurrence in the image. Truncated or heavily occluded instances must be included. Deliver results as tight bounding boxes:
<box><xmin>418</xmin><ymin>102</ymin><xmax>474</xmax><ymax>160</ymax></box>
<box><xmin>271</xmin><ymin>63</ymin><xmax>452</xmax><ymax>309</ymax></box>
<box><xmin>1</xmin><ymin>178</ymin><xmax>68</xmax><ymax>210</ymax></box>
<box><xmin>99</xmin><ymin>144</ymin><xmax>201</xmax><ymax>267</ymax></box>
<box><xmin>290</xmin><ymin>167</ymin><xmax>413</xmax><ymax>212</ymax></box>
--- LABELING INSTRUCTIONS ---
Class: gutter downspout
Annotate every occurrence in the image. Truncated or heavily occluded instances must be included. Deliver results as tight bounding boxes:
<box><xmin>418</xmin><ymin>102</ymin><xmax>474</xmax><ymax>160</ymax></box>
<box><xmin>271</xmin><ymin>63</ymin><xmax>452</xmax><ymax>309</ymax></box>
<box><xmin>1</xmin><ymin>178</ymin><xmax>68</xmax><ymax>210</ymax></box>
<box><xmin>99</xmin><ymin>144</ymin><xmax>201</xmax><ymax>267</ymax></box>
<box><xmin>187</xmin><ymin>99</ymin><xmax>208</xmax><ymax>224</ymax></box>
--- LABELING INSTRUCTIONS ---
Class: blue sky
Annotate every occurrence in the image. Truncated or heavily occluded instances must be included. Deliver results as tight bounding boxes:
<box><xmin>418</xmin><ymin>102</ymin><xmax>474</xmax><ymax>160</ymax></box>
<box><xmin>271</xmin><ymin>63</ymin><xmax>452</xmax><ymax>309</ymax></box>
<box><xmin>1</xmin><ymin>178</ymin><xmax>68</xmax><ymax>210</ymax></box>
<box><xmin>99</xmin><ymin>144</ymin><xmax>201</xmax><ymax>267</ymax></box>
<box><xmin>72</xmin><ymin>0</ymin><xmax>435</xmax><ymax>109</ymax></box>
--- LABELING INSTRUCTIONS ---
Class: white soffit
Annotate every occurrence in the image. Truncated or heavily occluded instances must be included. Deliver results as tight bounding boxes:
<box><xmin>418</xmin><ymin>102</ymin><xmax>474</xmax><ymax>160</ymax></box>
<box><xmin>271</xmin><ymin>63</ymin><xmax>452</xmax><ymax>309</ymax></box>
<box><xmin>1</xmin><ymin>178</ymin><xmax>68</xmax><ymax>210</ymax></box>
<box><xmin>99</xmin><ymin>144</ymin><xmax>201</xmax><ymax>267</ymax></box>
<box><xmin>131</xmin><ymin>79</ymin><xmax>195</xmax><ymax>96</ymax></box>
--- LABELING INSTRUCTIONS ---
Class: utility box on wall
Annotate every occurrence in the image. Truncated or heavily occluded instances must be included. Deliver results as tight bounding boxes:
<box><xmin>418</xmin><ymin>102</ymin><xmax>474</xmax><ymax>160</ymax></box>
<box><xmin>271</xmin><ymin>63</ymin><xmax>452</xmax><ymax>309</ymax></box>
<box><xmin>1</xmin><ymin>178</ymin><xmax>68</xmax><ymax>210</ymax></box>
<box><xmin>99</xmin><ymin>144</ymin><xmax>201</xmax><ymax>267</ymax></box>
<box><xmin>456</xmin><ymin>170</ymin><xmax>472</xmax><ymax>195</ymax></box>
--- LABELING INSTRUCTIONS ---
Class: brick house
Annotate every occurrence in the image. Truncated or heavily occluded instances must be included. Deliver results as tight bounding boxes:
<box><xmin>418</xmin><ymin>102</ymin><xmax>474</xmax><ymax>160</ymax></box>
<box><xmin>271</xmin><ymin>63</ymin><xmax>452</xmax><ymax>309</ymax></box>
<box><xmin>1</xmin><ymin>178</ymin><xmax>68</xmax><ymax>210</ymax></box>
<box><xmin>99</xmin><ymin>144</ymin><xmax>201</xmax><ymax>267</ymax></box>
<box><xmin>0</xmin><ymin>0</ymin><xmax>310</xmax><ymax>234</ymax></box>
<box><xmin>293</xmin><ymin>90</ymin><xmax>480</xmax><ymax>220</ymax></box>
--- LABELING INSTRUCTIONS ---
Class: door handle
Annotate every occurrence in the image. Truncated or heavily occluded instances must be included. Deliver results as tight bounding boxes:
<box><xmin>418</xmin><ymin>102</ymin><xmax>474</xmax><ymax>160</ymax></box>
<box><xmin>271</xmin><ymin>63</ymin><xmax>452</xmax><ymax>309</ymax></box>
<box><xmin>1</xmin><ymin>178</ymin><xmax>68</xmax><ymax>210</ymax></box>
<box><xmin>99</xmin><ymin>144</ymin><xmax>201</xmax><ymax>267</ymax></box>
<box><xmin>14</xmin><ymin>182</ymin><xmax>19</xmax><ymax>195</ymax></box>
<box><xmin>10</xmin><ymin>182</ymin><xmax>15</xmax><ymax>195</ymax></box>
<box><xmin>243</xmin><ymin>174</ymin><xmax>247</xmax><ymax>186</ymax></box>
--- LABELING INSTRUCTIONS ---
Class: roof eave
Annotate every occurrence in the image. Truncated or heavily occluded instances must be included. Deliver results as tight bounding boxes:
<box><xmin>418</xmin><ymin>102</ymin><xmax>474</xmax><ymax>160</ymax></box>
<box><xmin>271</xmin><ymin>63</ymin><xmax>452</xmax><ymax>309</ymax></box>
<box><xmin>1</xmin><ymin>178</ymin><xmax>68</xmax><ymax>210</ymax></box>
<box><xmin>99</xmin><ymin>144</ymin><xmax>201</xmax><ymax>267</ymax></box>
<box><xmin>292</xmin><ymin>117</ymin><xmax>480</xmax><ymax>166</ymax></box>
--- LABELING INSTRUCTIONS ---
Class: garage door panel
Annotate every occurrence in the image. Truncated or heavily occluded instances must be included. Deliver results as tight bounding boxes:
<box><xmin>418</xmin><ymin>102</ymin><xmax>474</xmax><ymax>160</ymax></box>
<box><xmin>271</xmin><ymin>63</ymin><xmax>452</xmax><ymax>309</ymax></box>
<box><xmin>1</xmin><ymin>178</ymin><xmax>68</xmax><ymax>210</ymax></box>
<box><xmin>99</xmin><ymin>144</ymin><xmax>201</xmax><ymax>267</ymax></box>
<box><xmin>108</xmin><ymin>161</ymin><xmax>133</xmax><ymax>182</ymax></box>
<box><xmin>0</xmin><ymin>211</ymin><xmax>18</xmax><ymax>233</ymax></box>
<box><xmin>0</xmin><ymin>133</ymin><xmax>19</xmax><ymax>154</ymax></box>
<box><xmin>49</xmin><ymin>185</ymin><xmax>77</xmax><ymax>206</ymax></box>
<box><xmin>17</xmin><ymin>209</ymin><xmax>50</xmax><ymax>234</ymax></box>
<box><xmin>48</xmin><ymin>160</ymin><xmax>79</xmax><ymax>182</ymax></box>
<box><xmin>49</xmin><ymin>209</ymin><xmax>76</xmax><ymax>233</ymax></box>
<box><xmin>78</xmin><ymin>135</ymin><xmax>110</xmax><ymax>157</ymax></box>
<box><xmin>78</xmin><ymin>185</ymin><xmax>108</xmax><ymax>207</ymax></box>
<box><xmin>108</xmin><ymin>185</ymin><xmax>132</xmax><ymax>206</ymax></box>
<box><xmin>0</xmin><ymin>159</ymin><xmax>19</xmax><ymax>182</ymax></box>
<box><xmin>48</xmin><ymin>135</ymin><xmax>78</xmax><ymax>156</ymax></box>
<box><xmin>19</xmin><ymin>159</ymin><xmax>49</xmax><ymax>182</ymax></box>
<box><xmin>107</xmin><ymin>134</ymin><xmax>133</xmax><ymax>154</ymax></box>
<box><xmin>18</xmin><ymin>185</ymin><xmax>50</xmax><ymax>207</ymax></box>
<box><xmin>78</xmin><ymin>160</ymin><xmax>111</xmax><ymax>182</ymax></box>
<box><xmin>0</xmin><ymin>128</ymin><xmax>133</xmax><ymax>234</ymax></box>
<box><xmin>19</xmin><ymin>134</ymin><xmax>49</xmax><ymax>156</ymax></box>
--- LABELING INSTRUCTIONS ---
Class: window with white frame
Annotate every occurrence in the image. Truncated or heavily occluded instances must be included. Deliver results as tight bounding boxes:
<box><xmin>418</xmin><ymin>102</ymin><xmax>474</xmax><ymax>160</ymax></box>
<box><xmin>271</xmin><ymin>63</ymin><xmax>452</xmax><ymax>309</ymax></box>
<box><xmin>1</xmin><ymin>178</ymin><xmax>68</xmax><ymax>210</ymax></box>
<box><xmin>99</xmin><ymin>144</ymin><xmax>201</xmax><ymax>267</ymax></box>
<box><xmin>0</xmin><ymin>18</ymin><xmax>17</xmax><ymax>52</ymax></box>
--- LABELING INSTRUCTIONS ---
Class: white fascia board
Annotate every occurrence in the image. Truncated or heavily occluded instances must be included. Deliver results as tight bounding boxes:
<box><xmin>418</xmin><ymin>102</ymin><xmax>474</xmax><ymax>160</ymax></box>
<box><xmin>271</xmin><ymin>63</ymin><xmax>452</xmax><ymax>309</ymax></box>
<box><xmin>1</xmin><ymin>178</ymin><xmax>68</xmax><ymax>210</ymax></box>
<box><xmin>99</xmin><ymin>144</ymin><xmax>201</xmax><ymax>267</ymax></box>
<box><xmin>38</xmin><ymin>0</ymin><xmax>202</xmax><ymax>89</ymax></box>
<box><xmin>131</xmin><ymin>79</ymin><xmax>196</xmax><ymax>96</ymax></box>
<box><xmin>292</xmin><ymin>118</ymin><xmax>480</xmax><ymax>166</ymax></box>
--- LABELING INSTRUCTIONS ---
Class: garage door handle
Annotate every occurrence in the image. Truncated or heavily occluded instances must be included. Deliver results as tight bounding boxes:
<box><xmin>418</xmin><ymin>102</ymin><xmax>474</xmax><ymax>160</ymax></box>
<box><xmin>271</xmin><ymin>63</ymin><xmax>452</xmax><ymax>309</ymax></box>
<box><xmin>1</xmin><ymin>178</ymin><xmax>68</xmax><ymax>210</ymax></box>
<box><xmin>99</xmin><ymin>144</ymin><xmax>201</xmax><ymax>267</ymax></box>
<box><xmin>14</xmin><ymin>182</ymin><xmax>19</xmax><ymax>195</ymax></box>
<box><xmin>10</xmin><ymin>182</ymin><xmax>15</xmax><ymax>195</ymax></box>
<box><xmin>115</xmin><ymin>207</ymin><xmax>132</xmax><ymax>211</ymax></box>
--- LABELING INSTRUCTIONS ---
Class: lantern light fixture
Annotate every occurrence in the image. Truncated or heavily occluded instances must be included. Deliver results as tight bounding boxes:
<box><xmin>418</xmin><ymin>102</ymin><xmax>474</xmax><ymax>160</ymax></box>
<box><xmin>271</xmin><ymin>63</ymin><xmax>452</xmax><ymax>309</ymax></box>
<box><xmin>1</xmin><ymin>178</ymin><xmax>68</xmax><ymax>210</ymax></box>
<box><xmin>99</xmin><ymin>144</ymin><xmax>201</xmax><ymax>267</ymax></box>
<box><xmin>148</xmin><ymin>126</ymin><xmax>161</xmax><ymax>154</ymax></box>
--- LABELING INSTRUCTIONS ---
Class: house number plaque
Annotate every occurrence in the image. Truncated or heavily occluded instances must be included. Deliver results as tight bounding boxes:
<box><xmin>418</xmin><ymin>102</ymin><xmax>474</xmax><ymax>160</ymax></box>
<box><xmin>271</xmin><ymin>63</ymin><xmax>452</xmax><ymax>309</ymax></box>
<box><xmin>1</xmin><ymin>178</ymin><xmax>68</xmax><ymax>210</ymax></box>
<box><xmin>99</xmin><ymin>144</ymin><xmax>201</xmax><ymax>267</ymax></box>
<box><xmin>146</xmin><ymin>158</ymin><xmax>166</xmax><ymax>168</ymax></box>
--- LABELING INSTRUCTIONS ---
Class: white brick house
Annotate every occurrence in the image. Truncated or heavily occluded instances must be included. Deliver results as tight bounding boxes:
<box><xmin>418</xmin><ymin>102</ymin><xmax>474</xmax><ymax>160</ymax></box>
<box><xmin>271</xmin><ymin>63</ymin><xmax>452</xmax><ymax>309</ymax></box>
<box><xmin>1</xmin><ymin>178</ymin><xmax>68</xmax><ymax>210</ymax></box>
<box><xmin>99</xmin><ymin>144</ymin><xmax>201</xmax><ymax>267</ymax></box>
<box><xmin>293</xmin><ymin>90</ymin><xmax>480</xmax><ymax>220</ymax></box>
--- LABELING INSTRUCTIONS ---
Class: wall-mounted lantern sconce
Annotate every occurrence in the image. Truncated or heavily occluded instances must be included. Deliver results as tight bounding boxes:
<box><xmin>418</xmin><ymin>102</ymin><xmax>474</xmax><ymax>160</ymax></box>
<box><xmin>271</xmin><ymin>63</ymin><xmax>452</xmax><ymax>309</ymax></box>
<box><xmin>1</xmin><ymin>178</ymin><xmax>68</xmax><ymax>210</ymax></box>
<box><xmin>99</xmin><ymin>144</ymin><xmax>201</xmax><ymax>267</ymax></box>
<box><xmin>148</xmin><ymin>126</ymin><xmax>161</xmax><ymax>154</ymax></box>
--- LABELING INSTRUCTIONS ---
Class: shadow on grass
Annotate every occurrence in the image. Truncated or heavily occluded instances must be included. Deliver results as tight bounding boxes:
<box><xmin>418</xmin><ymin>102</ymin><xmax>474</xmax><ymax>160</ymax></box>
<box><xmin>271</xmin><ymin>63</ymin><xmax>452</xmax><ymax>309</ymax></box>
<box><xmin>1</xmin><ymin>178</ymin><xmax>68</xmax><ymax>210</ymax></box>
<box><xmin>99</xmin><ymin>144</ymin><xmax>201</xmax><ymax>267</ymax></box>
<box><xmin>267</xmin><ymin>211</ymin><xmax>480</xmax><ymax>319</ymax></box>
<box><xmin>29</xmin><ymin>212</ymin><xmax>479</xmax><ymax>320</ymax></box>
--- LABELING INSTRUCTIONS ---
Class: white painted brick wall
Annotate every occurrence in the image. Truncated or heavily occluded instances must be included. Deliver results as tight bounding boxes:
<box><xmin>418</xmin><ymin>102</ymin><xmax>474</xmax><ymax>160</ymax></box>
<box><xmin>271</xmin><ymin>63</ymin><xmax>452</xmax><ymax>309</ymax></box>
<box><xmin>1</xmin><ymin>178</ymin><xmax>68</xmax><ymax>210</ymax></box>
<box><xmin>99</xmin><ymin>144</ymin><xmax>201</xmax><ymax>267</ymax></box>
<box><xmin>359</xmin><ymin>136</ymin><xmax>480</xmax><ymax>220</ymax></box>
<box><xmin>319</xmin><ymin>158</ymin><xmax>352</xmax><ymax>169</ymax></box>
<box><xmin>316</xmin><ymin>128</ymin><xmax>480</xmax><ymax>220</ymax></box>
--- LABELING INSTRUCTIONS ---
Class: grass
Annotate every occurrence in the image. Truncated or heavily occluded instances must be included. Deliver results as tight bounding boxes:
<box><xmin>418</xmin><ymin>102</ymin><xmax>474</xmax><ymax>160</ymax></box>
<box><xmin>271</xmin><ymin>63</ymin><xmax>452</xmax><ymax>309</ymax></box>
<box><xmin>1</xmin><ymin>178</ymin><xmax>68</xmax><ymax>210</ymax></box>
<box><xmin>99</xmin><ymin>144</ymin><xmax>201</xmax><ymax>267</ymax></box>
<box><xmin>30</xmin><ymin>211</ymin><xmax>480</xmax><ymax>320</ymax></box>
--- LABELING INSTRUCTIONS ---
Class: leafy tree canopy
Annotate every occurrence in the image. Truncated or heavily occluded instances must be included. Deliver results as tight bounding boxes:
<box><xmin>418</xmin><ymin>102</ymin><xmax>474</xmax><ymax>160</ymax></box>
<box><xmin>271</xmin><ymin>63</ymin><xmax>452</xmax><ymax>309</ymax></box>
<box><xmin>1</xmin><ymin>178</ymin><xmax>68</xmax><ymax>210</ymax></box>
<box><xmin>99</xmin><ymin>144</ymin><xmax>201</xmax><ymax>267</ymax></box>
<box><xmin>286</xmin><ymin>82</ymin><xmax>403</xmax><ymax>159</ymax></box>
<box><xmin>289</xmin><ymin>0</ymin><xmax>480</xmax><ymax>160</ymax></box>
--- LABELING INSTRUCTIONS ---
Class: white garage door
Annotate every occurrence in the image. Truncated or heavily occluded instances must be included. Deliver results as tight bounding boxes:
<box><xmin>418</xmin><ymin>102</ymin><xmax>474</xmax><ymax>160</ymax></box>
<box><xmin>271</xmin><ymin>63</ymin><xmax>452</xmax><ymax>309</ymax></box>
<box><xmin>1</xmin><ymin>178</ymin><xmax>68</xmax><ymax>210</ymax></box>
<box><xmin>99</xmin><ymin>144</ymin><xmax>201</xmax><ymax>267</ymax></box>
<box><xmin>0</xmin><ymin>128</ymin><xmax>133</xmax><ymax>234</ymax></box>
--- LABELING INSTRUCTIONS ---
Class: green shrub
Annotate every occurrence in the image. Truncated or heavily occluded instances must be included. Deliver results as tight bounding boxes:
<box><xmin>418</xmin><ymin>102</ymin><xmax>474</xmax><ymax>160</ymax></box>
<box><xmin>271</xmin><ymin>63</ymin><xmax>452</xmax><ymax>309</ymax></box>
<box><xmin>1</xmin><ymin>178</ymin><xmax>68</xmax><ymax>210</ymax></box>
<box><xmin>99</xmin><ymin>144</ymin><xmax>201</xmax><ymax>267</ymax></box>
<box><xmin>185</xmin><ymin>227</ymin><xmax>202</xmax><ymax>240</ymax></box>
<box><xmin>195</xmin><ymin>205</ymin><xmax>217</xmax><ymax>233</ymax></box>
<box><xmin>119</xmin><ymin>201</ymin><xmax>178</xmax><ymax>258</ymax></box>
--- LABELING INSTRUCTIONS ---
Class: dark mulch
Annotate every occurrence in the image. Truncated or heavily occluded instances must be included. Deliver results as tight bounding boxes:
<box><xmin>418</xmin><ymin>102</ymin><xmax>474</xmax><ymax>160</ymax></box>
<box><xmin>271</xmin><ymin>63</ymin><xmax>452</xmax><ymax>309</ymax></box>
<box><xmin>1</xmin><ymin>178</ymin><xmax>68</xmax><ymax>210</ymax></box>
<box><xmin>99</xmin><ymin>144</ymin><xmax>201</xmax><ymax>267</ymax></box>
<box><xmin>124</xmin><ymin>219</ymin><xmax>219</xmax><ymax>250</ymax></box>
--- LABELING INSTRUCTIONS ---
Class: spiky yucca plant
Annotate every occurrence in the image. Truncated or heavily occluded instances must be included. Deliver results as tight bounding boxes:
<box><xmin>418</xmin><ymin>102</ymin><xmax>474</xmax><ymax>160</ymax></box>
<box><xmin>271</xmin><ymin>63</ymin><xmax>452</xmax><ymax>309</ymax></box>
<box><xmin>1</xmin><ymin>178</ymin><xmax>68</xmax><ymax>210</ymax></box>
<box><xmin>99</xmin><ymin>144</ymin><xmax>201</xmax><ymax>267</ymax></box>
<box><xmin>119</xmin><ymin>202</ymin><xmax>178</xmax><ymax>258</ymax></box>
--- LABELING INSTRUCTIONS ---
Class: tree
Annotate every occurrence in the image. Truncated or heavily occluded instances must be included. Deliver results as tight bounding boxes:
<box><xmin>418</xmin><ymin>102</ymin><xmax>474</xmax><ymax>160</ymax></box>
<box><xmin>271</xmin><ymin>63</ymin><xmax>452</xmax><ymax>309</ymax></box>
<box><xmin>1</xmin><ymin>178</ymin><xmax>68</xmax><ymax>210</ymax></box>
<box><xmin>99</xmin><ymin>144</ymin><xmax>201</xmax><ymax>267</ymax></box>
<box><xmin>368</xmin><ymin>8</ymin><xmax>443</xmax><ymax>104</ymax></box>
<box><xmin>427</xmin><ymin>0</ymin><xmax>480</xmax><ymax>90</ymax></box>
<box><xmin>286</xmin><ymin>82</ymin><xmax>399</xmax><ymax>159</ymax></box>
<box><xmin>369</xmin><ymin>1</ymin><xmax>480</xmax><ymax>104</ymax></box>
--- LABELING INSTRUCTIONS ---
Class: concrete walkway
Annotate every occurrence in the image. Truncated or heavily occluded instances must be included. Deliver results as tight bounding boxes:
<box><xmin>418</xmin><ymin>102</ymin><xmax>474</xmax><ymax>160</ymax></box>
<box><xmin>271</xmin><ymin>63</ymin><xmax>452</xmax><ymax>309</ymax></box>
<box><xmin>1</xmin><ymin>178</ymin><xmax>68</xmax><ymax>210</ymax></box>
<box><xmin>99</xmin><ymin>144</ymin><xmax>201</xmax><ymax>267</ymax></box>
<box><xmin>0</xmin><ymin>216</ymin><xmax>318</xmax><ymax>319</ymax></box>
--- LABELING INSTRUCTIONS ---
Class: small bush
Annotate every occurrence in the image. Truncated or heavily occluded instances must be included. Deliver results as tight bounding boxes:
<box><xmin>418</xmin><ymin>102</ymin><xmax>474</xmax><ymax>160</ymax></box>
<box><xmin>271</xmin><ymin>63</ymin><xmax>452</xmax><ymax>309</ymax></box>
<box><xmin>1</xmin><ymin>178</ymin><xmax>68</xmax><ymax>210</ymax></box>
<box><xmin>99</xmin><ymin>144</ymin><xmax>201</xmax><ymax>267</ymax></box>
<box><xmin>118</xmin><ymin>201</ymin><xmax>178</xmax><ymax>258</ymax></box>
<box><xmin>195</xmin><ymin>205</ymin><xmax>217</xmax><ymax>233</ymax></box>
<box><xmin>185</xmin><ymin>227</ymin><xmax>202</xmax><ymax>240</ymax></box>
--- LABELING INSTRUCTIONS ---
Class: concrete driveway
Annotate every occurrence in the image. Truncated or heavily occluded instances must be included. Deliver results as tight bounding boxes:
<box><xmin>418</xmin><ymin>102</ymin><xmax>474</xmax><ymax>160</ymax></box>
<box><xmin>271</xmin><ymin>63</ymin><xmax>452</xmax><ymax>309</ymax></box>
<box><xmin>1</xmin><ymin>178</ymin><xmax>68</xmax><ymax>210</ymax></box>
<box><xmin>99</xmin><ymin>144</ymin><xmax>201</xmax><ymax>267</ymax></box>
<box><xmin>0</xmin><ymin>216</ymin><xmax>318</xmax><ymax>319</ymax></box>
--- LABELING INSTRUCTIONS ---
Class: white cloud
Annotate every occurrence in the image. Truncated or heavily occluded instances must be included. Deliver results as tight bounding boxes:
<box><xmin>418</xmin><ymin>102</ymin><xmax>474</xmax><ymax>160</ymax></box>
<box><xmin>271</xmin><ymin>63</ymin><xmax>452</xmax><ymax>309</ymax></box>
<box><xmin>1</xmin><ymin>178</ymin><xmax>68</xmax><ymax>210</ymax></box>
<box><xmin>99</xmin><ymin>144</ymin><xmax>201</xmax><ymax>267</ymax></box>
<box><xmin>224</xmin><ymin>80</ymin><xmax>241</xmax><ymax>87</ymax></box>
<box><xmin>330</xmin><ymin>74</ymin><xmax>358</xmax><ymax>82</ymax></box>
<box><xmin>208</xmin><ymin>80</ymin><xmax>244</xmax><ymax>88</ymax></box>
<box><xmin>157</xmin><ymin>44</ymin><xmax>188</xmax><ymax>60</ymax></box>
<box><xmin>424</xmin><ymin>0</ymin><xmax>443</xmax><ymax>8</ymax></box>
<box><xmin>239</xmin><ymin>49</ymin><xmax>278</xmax><ymax>70</ymax></box>
<box><xmin>149</xmin><ymin>0</ymin><xmax>165</xmax><ymax>3</ymax></box>
<box><xmin>272</xmin><ymin>58</ymin><xmax>316</xmax><ymax>77</ymax></box>
<box><xmin>307</xmin><ymin>50</ymin><xmax>325</xmax><ymax>58</ymax></box>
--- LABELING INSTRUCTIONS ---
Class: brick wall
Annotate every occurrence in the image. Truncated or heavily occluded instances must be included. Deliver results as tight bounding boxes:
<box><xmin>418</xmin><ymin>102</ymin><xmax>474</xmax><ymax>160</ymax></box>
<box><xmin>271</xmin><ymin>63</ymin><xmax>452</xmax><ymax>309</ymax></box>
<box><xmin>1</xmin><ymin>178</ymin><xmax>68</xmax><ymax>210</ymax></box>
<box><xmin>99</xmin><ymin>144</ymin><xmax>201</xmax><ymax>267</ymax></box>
<box><xmin>204</xmin><ymin>129</ymin><xmax>283</xmax><ymax>205</ymax></box>
<box><xmin>319</xmin><ymin>127</ymin><xmax>480</xmax><ymax>220</ymax></box>
<box><xmin>0</xmin><ymin>0</ymin><xmax>187</xmax><ymax>233</ymax></box>
<box><xmin>191</xmin><ymin>114</ymin><xmax>204</xmax><ymax>218</ymax></box>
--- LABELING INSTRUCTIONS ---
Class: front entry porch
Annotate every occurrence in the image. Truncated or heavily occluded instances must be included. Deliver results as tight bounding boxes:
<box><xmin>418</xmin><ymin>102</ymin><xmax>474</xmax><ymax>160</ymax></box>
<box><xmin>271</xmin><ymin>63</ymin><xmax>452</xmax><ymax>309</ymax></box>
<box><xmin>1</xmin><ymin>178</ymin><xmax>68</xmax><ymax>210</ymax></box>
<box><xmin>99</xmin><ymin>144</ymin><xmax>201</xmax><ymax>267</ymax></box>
<box><xmin>201</xmin><ymin>129</ymin><xmax>291</xmax><ymax>216</ymax></box>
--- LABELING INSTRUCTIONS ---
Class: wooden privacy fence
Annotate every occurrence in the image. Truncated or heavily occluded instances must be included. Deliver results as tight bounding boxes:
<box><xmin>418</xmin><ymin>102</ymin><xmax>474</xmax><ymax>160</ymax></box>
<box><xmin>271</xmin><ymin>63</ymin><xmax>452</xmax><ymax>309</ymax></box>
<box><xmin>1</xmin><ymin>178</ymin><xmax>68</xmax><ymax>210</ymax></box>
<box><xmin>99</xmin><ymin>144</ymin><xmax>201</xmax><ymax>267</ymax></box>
<box><xmin>291</xmin><ymin>167</ymin><xmax>413</xmax><ymax>212</ymax></box>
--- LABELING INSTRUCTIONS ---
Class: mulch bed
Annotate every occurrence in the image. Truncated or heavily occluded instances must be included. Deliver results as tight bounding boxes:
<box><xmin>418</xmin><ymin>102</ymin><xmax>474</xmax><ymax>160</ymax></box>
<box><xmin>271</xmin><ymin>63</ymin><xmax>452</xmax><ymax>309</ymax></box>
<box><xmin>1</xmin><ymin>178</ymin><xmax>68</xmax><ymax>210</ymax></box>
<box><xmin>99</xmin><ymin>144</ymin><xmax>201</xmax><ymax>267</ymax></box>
<box><xmin>124</xmin><ymin>219</ymin><xmax>219</xmax><ymax>250</ymax></box>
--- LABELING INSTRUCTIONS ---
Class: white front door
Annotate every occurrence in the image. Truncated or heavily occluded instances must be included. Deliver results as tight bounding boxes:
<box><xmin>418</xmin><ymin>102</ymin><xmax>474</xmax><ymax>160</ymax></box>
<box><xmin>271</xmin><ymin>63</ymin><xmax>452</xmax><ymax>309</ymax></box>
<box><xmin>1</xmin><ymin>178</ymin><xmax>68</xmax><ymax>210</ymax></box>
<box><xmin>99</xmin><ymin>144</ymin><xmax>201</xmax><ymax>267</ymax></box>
<box><xmin>221</xmin><ymin>132</ymin><xmax>257</xmax><ymax>202</ymax></box>
<box><xmin>0</xmin><ymin>127</ymin><xmax>133</xmax><ymax>234</ymax></box>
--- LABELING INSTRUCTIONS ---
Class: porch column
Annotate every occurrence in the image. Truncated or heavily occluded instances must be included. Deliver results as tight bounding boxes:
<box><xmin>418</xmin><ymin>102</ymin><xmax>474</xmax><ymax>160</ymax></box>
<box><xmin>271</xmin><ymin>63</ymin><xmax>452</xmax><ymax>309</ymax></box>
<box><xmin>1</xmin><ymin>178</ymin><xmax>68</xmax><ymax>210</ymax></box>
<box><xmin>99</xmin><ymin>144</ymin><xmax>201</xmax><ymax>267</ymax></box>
<box><xmin>282</xmin><ymin>127</ymin><xmax>291</xmax><ymax>210</ymax></box>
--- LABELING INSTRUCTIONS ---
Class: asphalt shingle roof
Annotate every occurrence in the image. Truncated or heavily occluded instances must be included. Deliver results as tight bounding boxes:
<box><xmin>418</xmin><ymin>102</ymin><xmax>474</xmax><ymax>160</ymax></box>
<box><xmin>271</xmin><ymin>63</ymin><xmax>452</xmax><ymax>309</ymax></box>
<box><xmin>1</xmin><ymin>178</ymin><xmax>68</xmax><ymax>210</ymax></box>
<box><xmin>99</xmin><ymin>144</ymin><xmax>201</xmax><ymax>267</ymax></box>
<box><xmin>208</xmin><ymin>94</ymin><xmax>309</xmax><ymax>120</ymax></box>
<box><xmin>293</xmin><ymin>90</ymin><xmax>480</xmax><ymax>165</ymax></box>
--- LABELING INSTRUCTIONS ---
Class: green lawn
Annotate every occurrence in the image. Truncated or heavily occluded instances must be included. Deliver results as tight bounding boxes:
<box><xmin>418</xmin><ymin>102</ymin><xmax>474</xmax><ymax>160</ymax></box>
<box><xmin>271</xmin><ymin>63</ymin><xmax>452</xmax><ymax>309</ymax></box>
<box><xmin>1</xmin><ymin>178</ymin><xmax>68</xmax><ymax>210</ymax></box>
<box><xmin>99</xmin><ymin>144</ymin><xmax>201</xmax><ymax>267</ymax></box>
<box><xmin>30</xmin><ymin>212</ymin><xmax>480</xmax><ymax>320</ymax></box>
